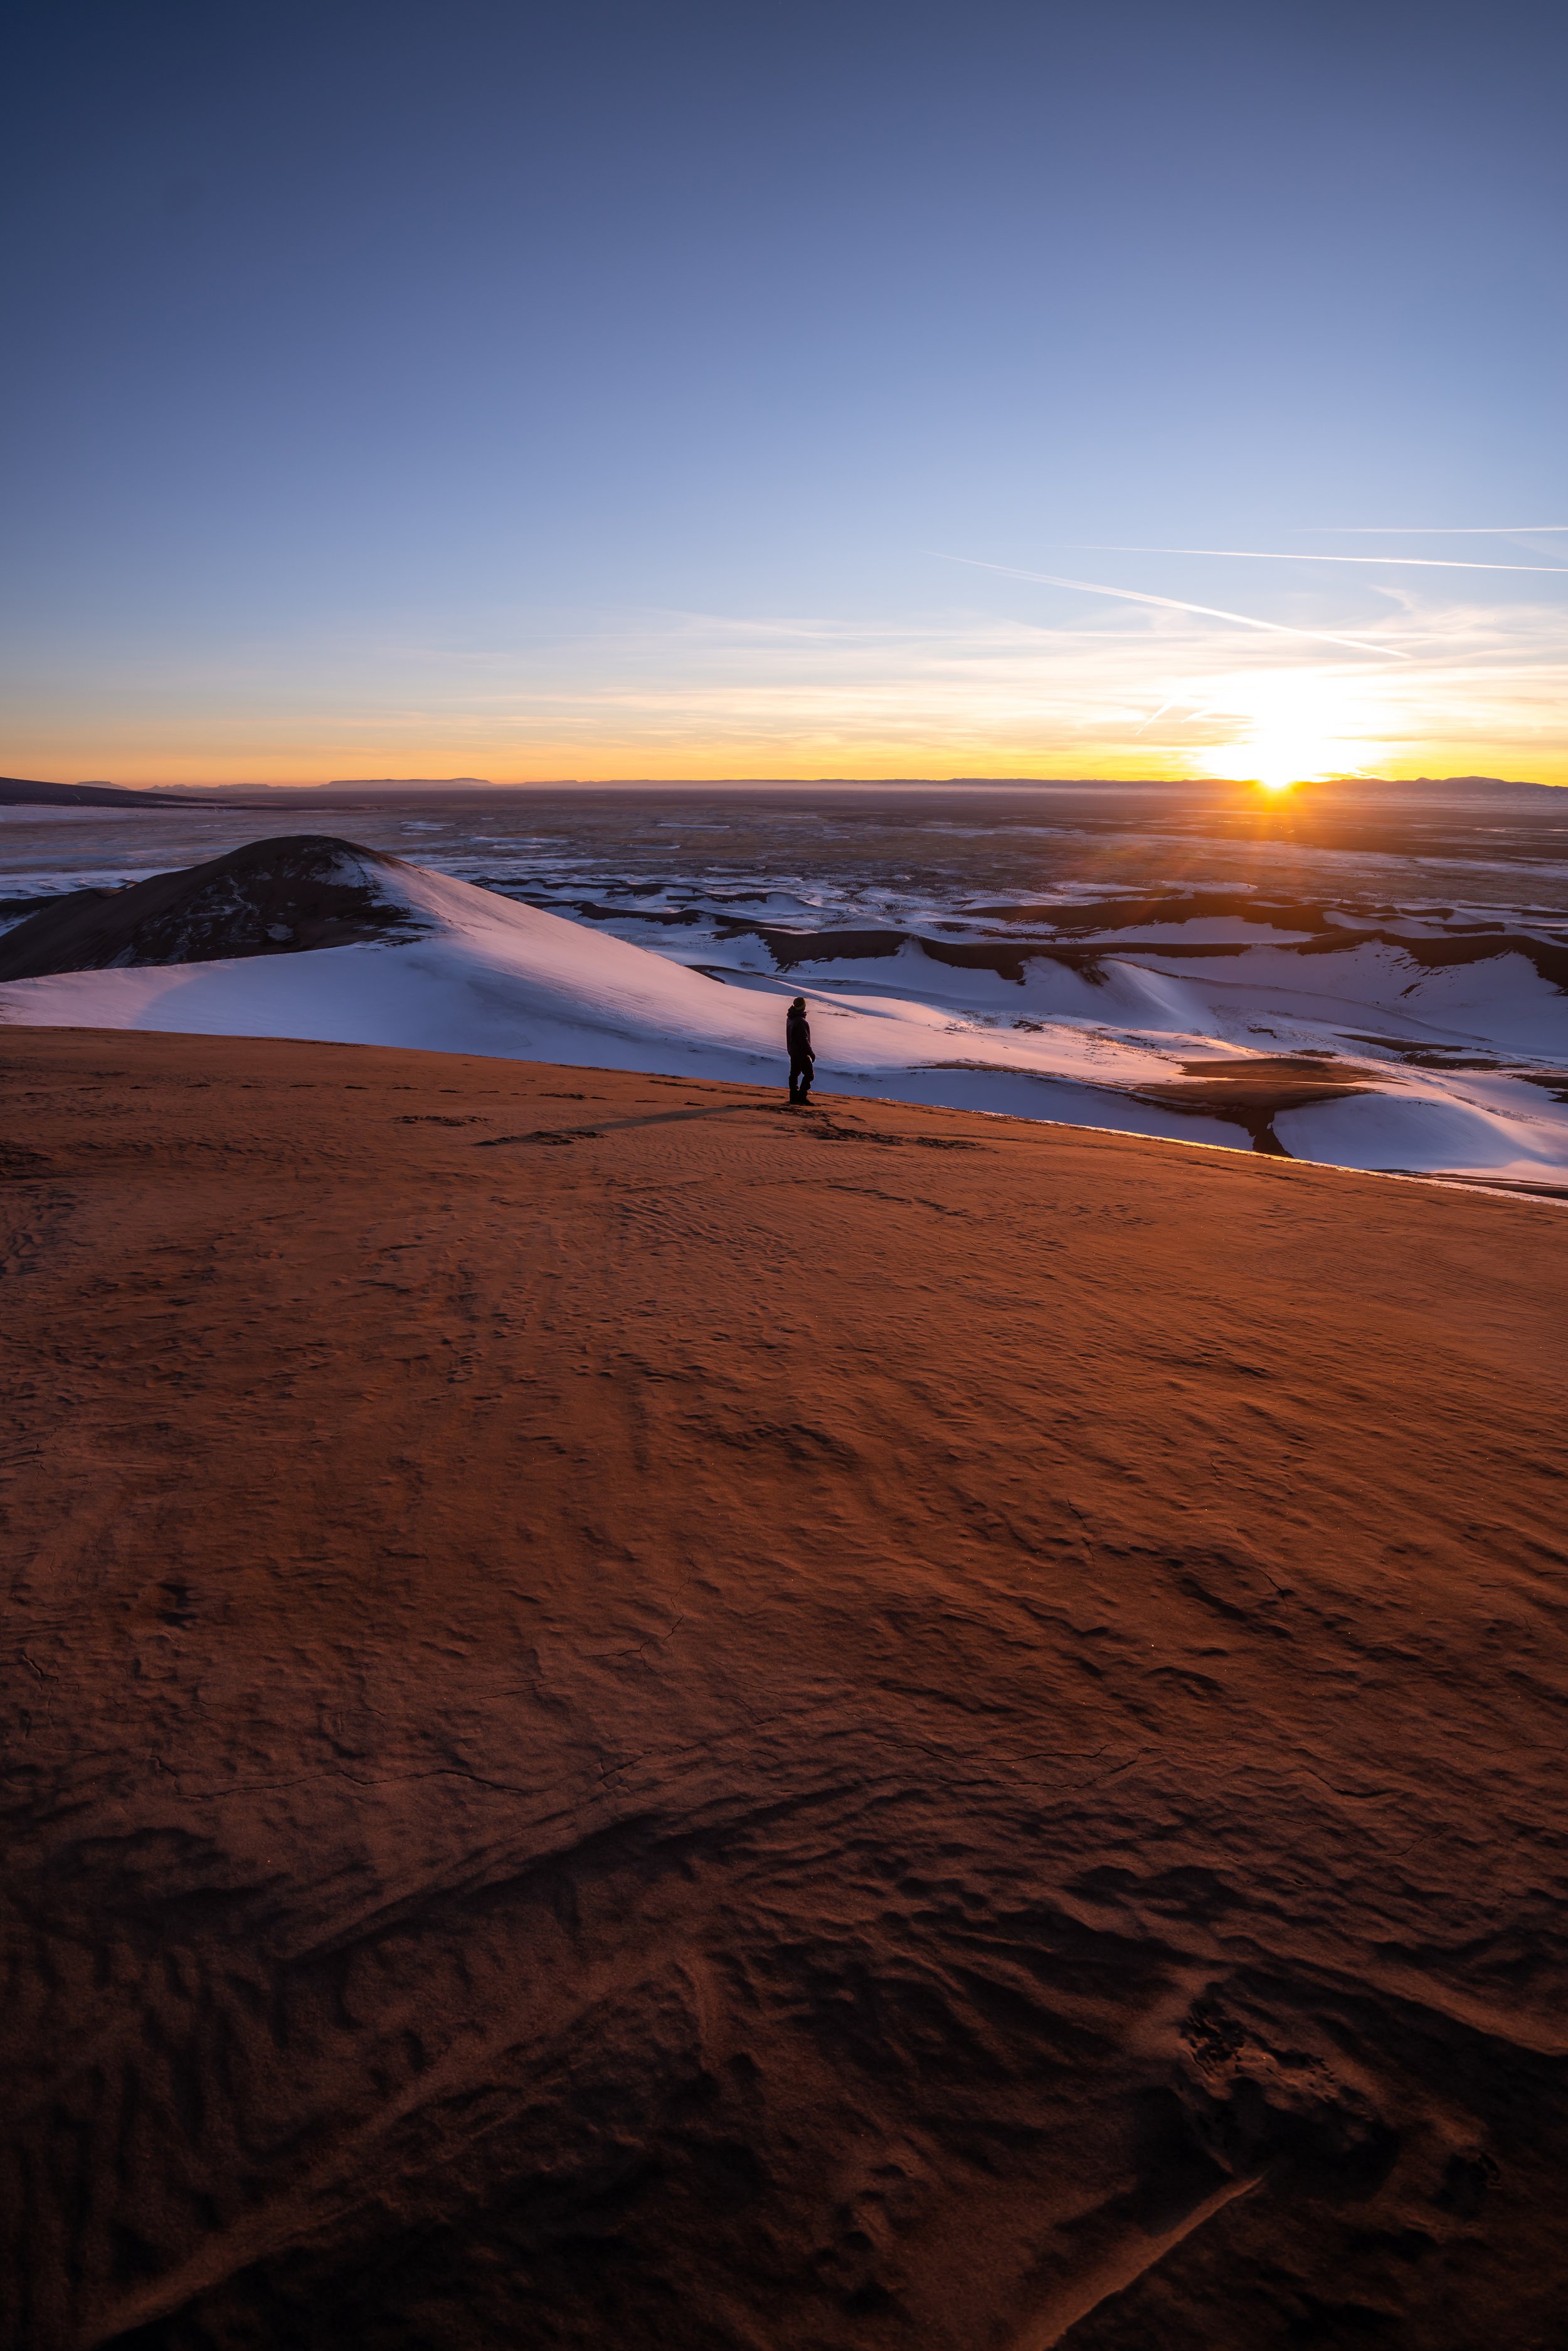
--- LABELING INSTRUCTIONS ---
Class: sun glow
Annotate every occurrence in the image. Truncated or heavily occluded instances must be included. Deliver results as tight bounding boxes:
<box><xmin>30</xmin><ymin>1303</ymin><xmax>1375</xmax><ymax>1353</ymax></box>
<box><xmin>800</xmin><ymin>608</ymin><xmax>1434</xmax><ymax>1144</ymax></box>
<box><xmin>1177</xmin><ymin>673</ymin><xmax>1394</xmax><ymax>793</ymax></box>
<box><xmin>1229</xmin><ymin>737</ymin><xmax>1357</xmax><ymax>792</ymax></box>
<box><xmin>1198</xmin><ymin>725</ymin><xmax>1369</xmax><ymax>792</ymax></box>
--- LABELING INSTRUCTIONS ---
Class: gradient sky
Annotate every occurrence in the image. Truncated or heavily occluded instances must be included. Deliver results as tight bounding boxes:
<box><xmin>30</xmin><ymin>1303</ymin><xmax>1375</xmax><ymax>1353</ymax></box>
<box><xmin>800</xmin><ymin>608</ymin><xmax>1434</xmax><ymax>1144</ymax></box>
<box><xmin>4</xmin><ymin>0</ymin><xmax>1566</xmax><ymax>786</ymax></box>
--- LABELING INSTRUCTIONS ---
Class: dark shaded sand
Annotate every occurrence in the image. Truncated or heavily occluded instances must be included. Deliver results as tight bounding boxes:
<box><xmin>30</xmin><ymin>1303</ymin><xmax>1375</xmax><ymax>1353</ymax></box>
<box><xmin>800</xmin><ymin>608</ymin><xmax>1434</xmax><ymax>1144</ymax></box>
<box><xmin>3</xmin><ymin>1027</ymin><xmax>1566</xmax><ymax>2351</ymax></box>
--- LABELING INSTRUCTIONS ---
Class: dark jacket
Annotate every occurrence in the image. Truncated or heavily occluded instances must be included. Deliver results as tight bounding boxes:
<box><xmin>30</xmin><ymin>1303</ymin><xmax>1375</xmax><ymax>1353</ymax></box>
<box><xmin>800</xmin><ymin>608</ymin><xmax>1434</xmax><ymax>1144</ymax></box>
<box><xmin>786</xmin><ymin>1008</ymin><xmax>813</xmax><ymax>1063</ymax></box>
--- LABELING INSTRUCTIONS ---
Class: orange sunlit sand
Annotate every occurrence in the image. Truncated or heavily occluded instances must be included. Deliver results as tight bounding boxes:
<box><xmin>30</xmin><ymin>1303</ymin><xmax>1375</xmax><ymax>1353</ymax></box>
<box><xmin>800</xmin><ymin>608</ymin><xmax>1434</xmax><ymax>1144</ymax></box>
<box><xmin>4</xmin><ymin>1026</ymin><xmax>1568</xmax><ymax>2349</ymax></box>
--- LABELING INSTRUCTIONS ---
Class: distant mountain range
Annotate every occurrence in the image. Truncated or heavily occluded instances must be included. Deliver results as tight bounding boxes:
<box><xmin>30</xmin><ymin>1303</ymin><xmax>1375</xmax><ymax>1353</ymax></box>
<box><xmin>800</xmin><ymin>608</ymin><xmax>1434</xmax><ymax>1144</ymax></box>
<box><xmin>3</xmin><ymin>772</ymin><xmax>1561</xmax><ymax>809</ymax></box>
<box><xmin>0</xmin><ymin>776</ymin><xmax>189</xmax><ymax>808</ymax></box>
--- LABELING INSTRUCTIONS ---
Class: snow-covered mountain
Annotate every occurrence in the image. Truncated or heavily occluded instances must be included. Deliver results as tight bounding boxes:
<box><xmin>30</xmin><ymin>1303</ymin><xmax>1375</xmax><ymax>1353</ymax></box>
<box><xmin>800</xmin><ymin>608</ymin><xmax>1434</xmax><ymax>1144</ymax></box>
<box><xmin>3</xmin><ymin>834</ymin><xmax>1565</xmax><ymax>1189</ymax></box>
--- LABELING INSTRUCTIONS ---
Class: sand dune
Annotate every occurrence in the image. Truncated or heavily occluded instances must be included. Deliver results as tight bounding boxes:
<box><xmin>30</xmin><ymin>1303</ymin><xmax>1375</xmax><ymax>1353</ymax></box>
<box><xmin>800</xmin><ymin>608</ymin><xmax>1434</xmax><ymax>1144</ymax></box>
<box><xmin>3</xmin><ymin>1026</ymin><xmax>1566</xmax><ymax>2350</ymax></box>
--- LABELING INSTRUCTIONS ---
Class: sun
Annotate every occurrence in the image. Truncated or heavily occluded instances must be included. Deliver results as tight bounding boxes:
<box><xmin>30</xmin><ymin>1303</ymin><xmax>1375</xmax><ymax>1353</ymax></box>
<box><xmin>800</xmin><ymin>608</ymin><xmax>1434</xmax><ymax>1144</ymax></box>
<box><xmin>1207</xmin><ymin>731</ymin><xmax>1360</xmax><ymax>793</ymax></box>
<box><xmin>1249</xmin><ymin>741</ymin><xmax>1312</xmax><ymax>792</ymax></box>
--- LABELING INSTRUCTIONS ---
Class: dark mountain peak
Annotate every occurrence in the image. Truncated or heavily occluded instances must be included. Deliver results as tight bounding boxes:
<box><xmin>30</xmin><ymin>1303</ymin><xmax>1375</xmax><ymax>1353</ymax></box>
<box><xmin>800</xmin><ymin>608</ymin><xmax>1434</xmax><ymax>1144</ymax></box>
<box><xmin>0</xmin><ymin>834</ymin><xmax>425</xmax><ymax>984</ymax></box>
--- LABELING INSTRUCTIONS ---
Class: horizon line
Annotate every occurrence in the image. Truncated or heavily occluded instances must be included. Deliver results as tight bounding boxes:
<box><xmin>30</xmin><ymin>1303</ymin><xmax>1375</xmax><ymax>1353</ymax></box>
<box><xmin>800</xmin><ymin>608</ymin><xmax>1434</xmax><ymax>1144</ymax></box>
<box><xmin>11</xmin><ymin>772</ymin><xmax>1563</xmax><ymax>796</ymax></box>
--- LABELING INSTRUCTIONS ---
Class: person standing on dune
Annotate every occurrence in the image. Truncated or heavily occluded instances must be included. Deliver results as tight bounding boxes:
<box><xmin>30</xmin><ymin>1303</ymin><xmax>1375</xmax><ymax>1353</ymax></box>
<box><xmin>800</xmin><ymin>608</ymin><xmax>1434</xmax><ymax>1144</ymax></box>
<box><xmin>786</xmin><ymin>995</ymin><xmax>815</xmax><ymax>1106</ymax></box>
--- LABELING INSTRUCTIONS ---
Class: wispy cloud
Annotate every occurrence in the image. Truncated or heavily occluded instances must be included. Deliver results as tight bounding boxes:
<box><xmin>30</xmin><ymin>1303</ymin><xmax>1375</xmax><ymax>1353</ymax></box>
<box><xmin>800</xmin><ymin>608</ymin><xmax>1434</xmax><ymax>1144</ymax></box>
<box><xmin>6</xmin><ymin>584</ymin><xmax>1565</xmax><ymax>783</ymax></box>
<box><xmin>369</xmin><ymin>593</ymin><xmax>1568</xmax><ymax>780</ymax></box>
<box><xmin>929</xmin><ymin>553</ymin><xmax>1412</xmax><ymax>658</ymax></box>
<box><xmin>1075</xmin><ymin>544</ymin><xmax>1568</xmax><ymax>574</ymax></box>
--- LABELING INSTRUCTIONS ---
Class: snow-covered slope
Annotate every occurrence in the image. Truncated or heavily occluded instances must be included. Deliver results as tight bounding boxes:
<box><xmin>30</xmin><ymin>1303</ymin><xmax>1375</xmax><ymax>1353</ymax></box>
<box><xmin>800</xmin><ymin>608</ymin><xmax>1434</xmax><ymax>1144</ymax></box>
<box><xmin>0</xmin><ymin>852</ymin><xmax>1214</xmax><ymax>1130</ymax></box>
<box><xmin>4</xmin><ymin>839</ymin><xmax>1565</xmax><ymax>1187</ymax></box>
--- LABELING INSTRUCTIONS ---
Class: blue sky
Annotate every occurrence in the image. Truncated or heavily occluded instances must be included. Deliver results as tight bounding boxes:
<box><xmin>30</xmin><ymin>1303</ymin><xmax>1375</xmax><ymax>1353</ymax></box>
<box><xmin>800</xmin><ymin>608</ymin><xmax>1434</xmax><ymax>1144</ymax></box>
<box><xmin>4</xmin><ymin>0</ymin><xmax>1566</xmax><ymax>783</ymax></box>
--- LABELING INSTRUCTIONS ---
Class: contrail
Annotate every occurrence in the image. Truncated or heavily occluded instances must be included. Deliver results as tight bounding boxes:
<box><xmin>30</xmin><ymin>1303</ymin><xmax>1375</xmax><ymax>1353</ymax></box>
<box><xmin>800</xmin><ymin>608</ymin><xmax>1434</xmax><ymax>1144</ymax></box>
<box><xmin>931</xmin><ymin>553</ymin><xmax>1412</xmax><ymax>659</ymax></box>
<box><xmin>1077</xmin><ymin>544</ymin><xmax>1568</xmax><ymax>575</ymax></box>
<box><xmin>1298</xmin><ymin>524</ymin><xmax>1568</xmax><ymax>535</ymax></box>
<box><xmin>1132</xmin><ymin>694</ymin><xmax>1183</xmax><ymax>734</ymax></box>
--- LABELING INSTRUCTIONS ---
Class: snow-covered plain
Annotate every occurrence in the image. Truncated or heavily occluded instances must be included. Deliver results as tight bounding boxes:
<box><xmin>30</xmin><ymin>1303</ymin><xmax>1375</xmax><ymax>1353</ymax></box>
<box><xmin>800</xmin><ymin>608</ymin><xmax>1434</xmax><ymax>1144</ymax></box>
<box><xmin>4</xmin><ymin>839</ymin><xmax>1566</xmax><ymax>1187</ymax></box>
